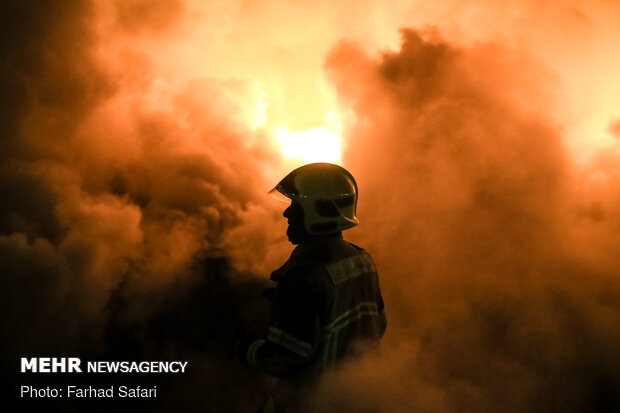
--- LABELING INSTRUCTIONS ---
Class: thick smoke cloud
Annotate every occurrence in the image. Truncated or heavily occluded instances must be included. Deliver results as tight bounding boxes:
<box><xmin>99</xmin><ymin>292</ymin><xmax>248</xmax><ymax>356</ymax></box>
<box><xmin>1</xmin><ymin>1</ymin><xmax>283</xmax><ymax>411</ymax></box>
<box><xmin>4</xmin><ymin>0</ymin><xmax>620</xmax><ymax>412</ymax></box>
<box><xmin>307</xmin><ymin>29</ymin><xmax>620</xmax><ymax>412</ymax></box>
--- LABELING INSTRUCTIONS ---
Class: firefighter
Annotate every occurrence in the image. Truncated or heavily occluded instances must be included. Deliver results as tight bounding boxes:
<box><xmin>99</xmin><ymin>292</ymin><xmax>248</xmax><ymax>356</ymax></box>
<box><xmin>241</xmin><ymin>162</ymin><xmax>387</xmax><ymax>412</ymax></box>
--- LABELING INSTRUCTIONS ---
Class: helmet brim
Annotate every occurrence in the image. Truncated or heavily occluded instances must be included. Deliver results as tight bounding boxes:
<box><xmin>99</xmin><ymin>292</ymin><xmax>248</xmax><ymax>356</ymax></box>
<box><xmin>267</xmin><ymin>187</ymin><xmax>292</xmax><ymax>204</ymax></box>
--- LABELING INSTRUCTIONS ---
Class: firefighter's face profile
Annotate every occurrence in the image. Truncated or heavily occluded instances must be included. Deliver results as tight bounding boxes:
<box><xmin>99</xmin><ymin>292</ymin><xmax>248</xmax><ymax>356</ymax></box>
<box><xmin>283</xmin><ymin>201</ymin><xmax>308</xmax><ymax>244</ymax></box>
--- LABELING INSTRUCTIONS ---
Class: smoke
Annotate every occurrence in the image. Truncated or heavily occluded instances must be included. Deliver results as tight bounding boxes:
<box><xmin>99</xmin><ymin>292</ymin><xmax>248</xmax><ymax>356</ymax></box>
<box><xmin>1</xmin><ymin>1</ymin><xmax>283</xmax><ymax>410</ymax></box>
<box><xmin>3</xmin><ymin>0</ymin><xmax>620</xmax><ymax>412</ymax></box>
<box><xmin>307</xmin><ymin>28</ymin><xmax>620</xmax><ymax>412</ymax></box>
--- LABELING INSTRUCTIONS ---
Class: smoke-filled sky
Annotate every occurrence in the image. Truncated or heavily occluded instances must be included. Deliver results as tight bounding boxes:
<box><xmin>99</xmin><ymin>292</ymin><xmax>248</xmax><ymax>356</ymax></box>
<box><xmin>3</xmin><ymin>0</ymin><xmax>620</xmax><ymax>412</ymax></box>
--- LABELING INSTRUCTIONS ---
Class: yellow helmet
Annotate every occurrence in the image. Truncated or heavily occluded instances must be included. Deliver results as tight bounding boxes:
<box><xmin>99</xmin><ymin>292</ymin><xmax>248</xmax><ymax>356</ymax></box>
<box><xmin>269</xmin><ymin>163</ymin><xmax>359</xmax><ymax>234</ymax></box>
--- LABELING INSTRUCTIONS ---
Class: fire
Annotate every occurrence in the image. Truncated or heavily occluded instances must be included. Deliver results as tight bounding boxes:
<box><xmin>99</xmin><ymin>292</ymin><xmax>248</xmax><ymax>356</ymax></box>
<box><xmin>274</xmin><ymin>125</ymin><xmax>341</xmax><ymax>164</ymax></box>
<box><xmin>271</xmin><ymin>110</ymin><xmax>343</xmax><ymax>163</ymax></box>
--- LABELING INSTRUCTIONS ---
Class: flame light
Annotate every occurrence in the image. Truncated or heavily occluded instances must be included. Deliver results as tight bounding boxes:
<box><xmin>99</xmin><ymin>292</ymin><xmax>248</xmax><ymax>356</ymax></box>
<box><xmin>275</xmin><ymin>125</ymin><xmax>342</xmax><ymax>164</ymax></box>
<box><xmin>6</xmin><ymin>1</ymin><xmax>620</xmax><ymax>411</ymax></box>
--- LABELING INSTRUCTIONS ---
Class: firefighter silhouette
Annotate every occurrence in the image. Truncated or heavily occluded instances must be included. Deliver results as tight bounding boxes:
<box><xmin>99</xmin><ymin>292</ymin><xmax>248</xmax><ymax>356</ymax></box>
<box><xmin>240</xmin><ymin>163</ymin><xmax>387</xmax><ymax>412</ymax></box>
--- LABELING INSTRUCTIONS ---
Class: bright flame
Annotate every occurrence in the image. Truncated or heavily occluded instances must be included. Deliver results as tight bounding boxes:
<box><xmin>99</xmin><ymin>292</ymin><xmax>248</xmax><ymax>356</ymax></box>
<box><xmin>275</xmin><ymin>126</ymin><xmax>342</xmax><ymax>164</ymax></box>
<box><xmin>273</xmin><ymin>111</ymin><xmax>343</xmax><ymax>163</ymax></box>
<box><xmin>90</xmin><ymin>0</ymin><xmax>620</xmax><ymax>169</ymax></box>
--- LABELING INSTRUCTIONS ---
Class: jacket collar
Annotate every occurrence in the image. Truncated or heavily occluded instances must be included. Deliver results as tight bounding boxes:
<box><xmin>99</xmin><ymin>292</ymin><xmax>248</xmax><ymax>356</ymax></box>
<box><xmin>270</xmin><ymin>234</ymin><xmax>344</xmax><ymax>282</ymax></box>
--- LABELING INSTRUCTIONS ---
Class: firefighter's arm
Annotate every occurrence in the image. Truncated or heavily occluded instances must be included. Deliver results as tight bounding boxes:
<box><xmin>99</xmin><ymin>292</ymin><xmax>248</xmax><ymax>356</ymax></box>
<box><xmin>243</xmin><ymin>278</ymin><xmax>321</xmax><ymax>377</ymax></box>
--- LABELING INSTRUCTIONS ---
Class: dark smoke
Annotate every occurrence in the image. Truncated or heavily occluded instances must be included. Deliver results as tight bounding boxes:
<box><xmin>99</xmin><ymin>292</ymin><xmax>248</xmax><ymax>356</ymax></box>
<box><xmin>4</xmin><ymin>1</ymin><xmax>620</xmax><ymax>412</ymax></box>
<box><xmin>2</xmin><ymin>1</ymin><xmax>280</xmax><ymax>411</ymax></box>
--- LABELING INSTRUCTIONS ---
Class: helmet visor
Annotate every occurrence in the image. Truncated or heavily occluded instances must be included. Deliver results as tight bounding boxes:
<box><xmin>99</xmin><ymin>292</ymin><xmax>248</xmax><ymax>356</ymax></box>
<box><xmin>268</xmin><ymin>187</ymin><xmax>292</xmax><ymax>204</ymax></box>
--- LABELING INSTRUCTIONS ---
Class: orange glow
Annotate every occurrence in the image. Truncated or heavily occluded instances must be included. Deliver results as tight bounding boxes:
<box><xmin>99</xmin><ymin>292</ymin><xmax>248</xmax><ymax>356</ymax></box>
<box><xmin>8</xmin><ymin>2</ymin><xmax>620</xmax><ymax>411</ymax></box>
<box><xmin>274</xmin><ymin>111</ymin><xmax>343</xmax><ymax>163</ymax></box>
<box><xmin>275</xmin><ymin>126</ymin><xmax>342</xmax><ymax>163</ymax></box>
<box><xmin>87</xmin><ymin>0</ymin><xmax>620</xmax><ymax>165</ymax></box>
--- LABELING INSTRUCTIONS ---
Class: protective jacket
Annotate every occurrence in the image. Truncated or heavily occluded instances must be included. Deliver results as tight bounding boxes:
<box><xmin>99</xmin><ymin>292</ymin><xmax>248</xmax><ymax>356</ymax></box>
<box><xmin>245</xmin><ymin>235</ymin><xmax>386</xmax><ymax>378</ymax></box>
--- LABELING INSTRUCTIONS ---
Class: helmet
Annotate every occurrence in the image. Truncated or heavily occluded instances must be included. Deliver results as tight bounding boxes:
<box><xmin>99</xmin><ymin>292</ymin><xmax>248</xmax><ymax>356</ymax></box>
<box><xmin>269</xmin><ymin>163</ymin><xmax>359</xmax><ymax>235</ymax></box>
